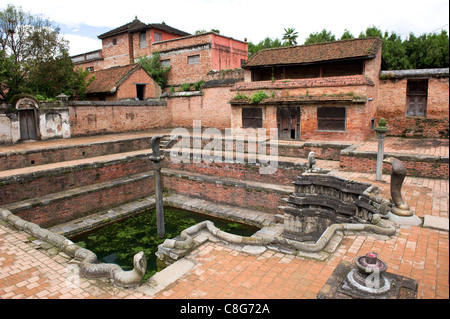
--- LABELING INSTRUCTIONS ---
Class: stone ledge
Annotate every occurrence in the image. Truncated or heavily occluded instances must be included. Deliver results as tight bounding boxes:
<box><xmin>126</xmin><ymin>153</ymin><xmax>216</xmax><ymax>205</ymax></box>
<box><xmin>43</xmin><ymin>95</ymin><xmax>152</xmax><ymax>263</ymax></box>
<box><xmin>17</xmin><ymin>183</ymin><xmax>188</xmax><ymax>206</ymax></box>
<box><xmin>423</xmin><ymin>215</ymin><xmax>449</xmax><ymax>232</ymax></box>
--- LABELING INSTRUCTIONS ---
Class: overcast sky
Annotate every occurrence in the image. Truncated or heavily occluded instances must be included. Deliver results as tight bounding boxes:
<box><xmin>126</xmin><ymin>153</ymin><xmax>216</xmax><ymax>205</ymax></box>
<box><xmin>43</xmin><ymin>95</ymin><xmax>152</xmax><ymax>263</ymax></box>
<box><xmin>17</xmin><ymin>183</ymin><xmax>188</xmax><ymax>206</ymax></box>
<box><xmin>3</xmin><ymin>0</ymin><xmax>449</xmax><ymax>56</ymax></box>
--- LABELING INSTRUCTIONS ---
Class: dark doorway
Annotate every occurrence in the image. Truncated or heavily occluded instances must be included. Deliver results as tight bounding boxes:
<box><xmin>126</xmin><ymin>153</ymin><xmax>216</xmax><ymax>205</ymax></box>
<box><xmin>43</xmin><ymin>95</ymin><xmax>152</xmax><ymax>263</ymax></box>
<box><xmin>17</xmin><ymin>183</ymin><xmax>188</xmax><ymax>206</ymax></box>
<box><xmin>19</xmin><ymin>109</ymin><xmax>38</xmax><ymax>141</ymax></box>
<box><xmin>277</xmin><ymin>106</ymin><xmax>301</xmax><ymax>140</ymax></box>
<box><xmin>136</xmin><ymin>84</ymin><xmax>146</xmax><ymax>101</ymax></box>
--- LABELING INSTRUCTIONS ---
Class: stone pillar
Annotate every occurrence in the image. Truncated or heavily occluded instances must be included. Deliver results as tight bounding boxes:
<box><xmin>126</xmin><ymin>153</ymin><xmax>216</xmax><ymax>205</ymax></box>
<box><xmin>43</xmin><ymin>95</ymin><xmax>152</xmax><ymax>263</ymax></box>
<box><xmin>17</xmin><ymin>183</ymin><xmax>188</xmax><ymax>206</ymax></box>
<box><xmin>375</xmin><ymin>119</ymin><xmax>389</xmax><ymax>181</ymax></box>
<box><xmin>150</xmin><ymin>135</ymin><xmax>165</xmax><ymax>238</ymax></box>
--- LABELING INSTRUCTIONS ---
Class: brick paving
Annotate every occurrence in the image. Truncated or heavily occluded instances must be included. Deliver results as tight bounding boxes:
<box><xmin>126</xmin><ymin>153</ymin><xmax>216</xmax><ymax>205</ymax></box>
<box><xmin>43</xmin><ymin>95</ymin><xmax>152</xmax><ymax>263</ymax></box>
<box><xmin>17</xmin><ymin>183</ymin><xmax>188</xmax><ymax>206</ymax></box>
<box><xmin>0</xmin><ymin>133</ymin><xmax>448</xmax><ymax>300</ymax></box>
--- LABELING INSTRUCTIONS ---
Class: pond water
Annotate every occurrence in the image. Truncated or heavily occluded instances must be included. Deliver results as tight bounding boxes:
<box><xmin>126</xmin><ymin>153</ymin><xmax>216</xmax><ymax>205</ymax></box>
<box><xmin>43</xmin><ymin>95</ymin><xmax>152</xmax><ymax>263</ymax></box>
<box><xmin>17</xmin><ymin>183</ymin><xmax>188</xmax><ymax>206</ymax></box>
<box><xmin>70</xmin><ymin>207</ymin><xmax>259</xmax><ymax>280</ymax></box>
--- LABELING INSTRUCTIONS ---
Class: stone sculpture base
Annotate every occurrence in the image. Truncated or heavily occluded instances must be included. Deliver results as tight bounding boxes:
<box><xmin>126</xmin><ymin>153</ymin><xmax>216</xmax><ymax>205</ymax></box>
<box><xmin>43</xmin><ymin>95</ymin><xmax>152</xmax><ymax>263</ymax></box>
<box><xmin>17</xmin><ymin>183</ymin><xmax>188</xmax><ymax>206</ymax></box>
<box><xmin>317</xmin><ymin>260</ymin><xmax>418</xmax><ymax>299</ymax></box>
<box><xmin>387</xmin><ymin>211</ymin><xmax>422</xmax><ymax>227</ymax></box>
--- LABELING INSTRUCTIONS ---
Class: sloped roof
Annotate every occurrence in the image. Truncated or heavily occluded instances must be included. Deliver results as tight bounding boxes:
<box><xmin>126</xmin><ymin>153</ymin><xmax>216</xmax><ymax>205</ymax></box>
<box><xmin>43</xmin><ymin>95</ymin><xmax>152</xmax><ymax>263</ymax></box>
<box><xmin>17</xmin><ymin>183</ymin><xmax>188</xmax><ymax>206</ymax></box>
<box><xmin>86</xmin><ymin>64</ymin><xmax>144</xmax><ymax>94</ymax></box>
<box><xmin>98</xmin><ymin>18</ymin><xmax>190</xmax><ymax>39</ymax></box>
<box><xmin>243</xmin><ymin>37</ymin><xmax>383</xmax><ymax>68</ymax></box>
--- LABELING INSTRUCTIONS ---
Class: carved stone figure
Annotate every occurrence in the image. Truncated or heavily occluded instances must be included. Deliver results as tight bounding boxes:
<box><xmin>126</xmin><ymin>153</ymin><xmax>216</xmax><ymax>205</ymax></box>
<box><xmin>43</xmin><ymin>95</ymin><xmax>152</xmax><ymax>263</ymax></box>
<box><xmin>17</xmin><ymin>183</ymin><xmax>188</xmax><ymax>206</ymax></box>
<box><xmin>383</xmin><ymin>157</ymin><xmax>412</xmax><ymax>216</ymax></box>
<box><xmin>307</xmin><ymin>151</ymin><xmax>316</xmax><ymax>169</ymax></box>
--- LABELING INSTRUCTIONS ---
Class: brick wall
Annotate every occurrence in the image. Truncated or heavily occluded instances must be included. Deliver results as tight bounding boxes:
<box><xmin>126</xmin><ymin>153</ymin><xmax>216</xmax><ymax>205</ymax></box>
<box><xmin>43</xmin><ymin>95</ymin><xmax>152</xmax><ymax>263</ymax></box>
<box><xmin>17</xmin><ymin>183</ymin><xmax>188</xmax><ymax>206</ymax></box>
<box><xmin>167</xmin><ymin>86</ymin><xmax>233</xmax><ymax>129</ymax></box>
<box><xmin>340</xmin><ymin>151</ymin><xmax>449</xmax><ymax>178</ymax></box>
<box><xmin>68</xmin><ymin>100</ymin><xmax>171</xmax><ymax>136</ymax></box>
<box><xmin>377</xmin><ymin>76</ymin><xmax>449</xmax><ymax>138</ymax></box>
<box><xmin>163</xmin><ymin>171</ymin><xmax>288</xmax><ymax>213</ymax></box>
<box><xmin>13</xmin><ymin>175</ymin><xmax>155</xmax><ymax>228</ymax></box>
<box><xmin>0</xmin><ymin>156</ymin><xmax>152</xmax><ymax>205</ymax></box>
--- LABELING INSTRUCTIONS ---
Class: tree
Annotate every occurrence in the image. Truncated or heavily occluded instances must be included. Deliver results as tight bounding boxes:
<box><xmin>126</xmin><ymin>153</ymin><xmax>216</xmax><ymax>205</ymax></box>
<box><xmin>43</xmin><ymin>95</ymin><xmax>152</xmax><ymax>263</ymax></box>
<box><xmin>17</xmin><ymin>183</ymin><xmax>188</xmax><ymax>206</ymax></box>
<box><xmin>0</xmin><ymin>4</ymin><xmax>73</xmax><ymax>100</ymax></box>
<box><xmin>304</xmin><ymin>29</ymin><xmax>336</xmax><ymax>45</ymax></box>
<box><xmin>340</xmin><ymin>29</ymin><xmax>355</xmax><ymax>40</ymax></box>
<box><xmin>137</xmin><ymin>51</ymin><xmax>171</xmax><ymax>88</ymax></box>
<box><xmin>282</xmin><ymin>27</ymin><xmax>298</xmax><ymax>46</ymax></box>
<box><xmin>248</xmin><ymin>37</ymin><xmax>287</xmax><ymax>55</ymax></box>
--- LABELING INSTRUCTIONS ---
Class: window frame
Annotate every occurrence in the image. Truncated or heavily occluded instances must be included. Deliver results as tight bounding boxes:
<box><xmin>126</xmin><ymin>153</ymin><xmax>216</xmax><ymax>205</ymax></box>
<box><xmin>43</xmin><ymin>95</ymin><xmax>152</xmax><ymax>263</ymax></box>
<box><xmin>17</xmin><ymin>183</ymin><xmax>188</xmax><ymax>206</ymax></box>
<box><xmin>242</xmin><ymin>107</ymin><xmax>263</xmax><ymax>128</ymax></box>
<box><xmin>316</xmin><ymin>106</ymin><xmax>347</xmax><ymax>132</ymax></box>
<box><xmin>139</xmin><ymin>31</ymin><xmax>147</xmax><ymax>49</ymax></box>
<box><xmin>406</xmin><ymin>79</ymin><xmax>428</xmax><ymax>117</ymax></box>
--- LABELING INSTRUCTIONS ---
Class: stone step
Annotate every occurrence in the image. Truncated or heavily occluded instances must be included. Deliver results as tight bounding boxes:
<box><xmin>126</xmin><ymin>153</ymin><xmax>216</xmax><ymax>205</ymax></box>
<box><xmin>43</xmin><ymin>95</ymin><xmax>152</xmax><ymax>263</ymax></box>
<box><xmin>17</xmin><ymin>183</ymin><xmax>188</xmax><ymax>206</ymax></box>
<box><xmin>161</xmin><ymin>168</ymin><xmax>294</xmax><ymax>214</ymax></box>
<box><xmin>0</xmin><ymin>148</ymin><xmax>154</xmax><ymax>206</ymax></box>
<box><xmin>2</xmin><ymin>171</ymin><xmax>155</xmax><ymax>228</ymax></box>
<box><xmin>163</xmin><ymin>193</ymin><xmax>276</xmax><ymax>228</ymax></box>
<box><xmin>0</xmin><ymin>132</ymin><xmax>165</xmax><ymax>171</ymax></box>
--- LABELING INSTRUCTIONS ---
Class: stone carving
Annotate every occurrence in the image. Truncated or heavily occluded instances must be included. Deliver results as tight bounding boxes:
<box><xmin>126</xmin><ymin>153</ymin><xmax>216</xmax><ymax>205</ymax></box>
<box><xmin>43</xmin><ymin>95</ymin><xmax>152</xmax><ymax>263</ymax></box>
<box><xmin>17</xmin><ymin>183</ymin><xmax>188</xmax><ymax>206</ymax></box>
<box><xmin>307</xmin><ymin>151</ymin><xmax>316</xmax><ymax>169</ymax></box>
<box><xmin>0</xmin><ymin>208</ymin><xmax>146</xmax><ymax>288</ymax></box>
<box><xmin>383</xmin><ymin>157</ymin><xmax>412</xmax><ymax>216</ymax></box>
<box><xmin>282</xmin><ymin>174</ymin><xmax>385</xmax><ymax>242</ymax></box>
<box><xmin>14</xmin><ymin>97</ymin><xmax>39</xmax><ymax>110</ymax></box>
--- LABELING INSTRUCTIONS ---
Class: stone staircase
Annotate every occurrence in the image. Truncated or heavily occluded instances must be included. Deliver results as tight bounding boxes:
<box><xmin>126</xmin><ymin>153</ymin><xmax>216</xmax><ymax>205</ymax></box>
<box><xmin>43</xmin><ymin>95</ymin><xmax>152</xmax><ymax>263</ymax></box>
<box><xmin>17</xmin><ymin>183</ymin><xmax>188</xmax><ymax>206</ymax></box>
<box><xmin>0</xmin><ymin>132</ymin><xmax>340</xmax><ymax>233</ymax></box>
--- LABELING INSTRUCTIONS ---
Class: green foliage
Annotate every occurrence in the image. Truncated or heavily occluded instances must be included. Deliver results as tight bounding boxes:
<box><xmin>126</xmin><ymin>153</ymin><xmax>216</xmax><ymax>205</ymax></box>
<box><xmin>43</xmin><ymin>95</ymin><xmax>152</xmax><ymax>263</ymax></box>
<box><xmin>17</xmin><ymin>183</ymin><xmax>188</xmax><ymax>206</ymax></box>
<box><xmin>340</xmin><ymin>29</ymin><xmax>355</xmax><ymax>40</ymax></box>
<box><xmin>192</xmin><ymin>79</ymin><xmax>205</xmax><ymax>91</ymax></box>
<box><xmin>250</xmin><ymin>90</ymin><xmax>268</xmax><ymax>103</ymax></box>
<box><xmin>179</xmin><ymin>82</ymin><xmax>191</xmax><ymax>92</ymax></box>
<box><xmin>282</xmin><ymin>27</ymin><xmax>298</xmax><ymax>46</ymax></box>
<box><xmin>304</xmin><ymin>29</ymin><xmax>336</xmax><ymax>45</ymax></box>
<box><xmin>248</xmin><ymin>37</ymin><xmax>289</xmax><ymax>55</ymax></box>
<box><xmin>0</xmin><ymin>4</ymin><xmax>92</xmax><ymax>101</ymax></box>
<box><xmin>137</xmin><ymin>51</ymin><xmax>171</xmax><ymax>88</ymax></box>
<box><xmin>233</xmin><ymin>93</ymin><xmax>248</xmax><ymax>100</ymax></box>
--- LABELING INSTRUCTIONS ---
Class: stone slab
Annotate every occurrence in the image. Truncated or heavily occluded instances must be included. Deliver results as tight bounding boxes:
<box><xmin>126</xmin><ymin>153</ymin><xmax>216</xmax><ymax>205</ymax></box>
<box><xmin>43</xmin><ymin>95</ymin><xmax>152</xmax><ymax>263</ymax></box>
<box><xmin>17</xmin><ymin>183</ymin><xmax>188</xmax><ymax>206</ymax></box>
<box><xmin>423</xmin><ymin>216</ymin><xmax>449</xmax><ymax>232</ymax></box>
<box><xmin>138</xmin><ymin>258</ymin><xmax>195</xmax><ymax>297</ymax></box>
<box><xmin>387</xmin><ymin>212</ymin><xmax>422</xmax><ymax>227</ymax></box>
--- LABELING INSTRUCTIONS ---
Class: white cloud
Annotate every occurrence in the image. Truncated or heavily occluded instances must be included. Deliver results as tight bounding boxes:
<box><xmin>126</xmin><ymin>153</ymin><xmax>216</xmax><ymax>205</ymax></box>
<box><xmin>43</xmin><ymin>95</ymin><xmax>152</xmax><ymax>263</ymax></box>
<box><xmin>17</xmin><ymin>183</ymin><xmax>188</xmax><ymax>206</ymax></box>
<box><xmin>63</xmin><ymin>34</ymin><xmax>102</xmax><ymax>56</ymax></box>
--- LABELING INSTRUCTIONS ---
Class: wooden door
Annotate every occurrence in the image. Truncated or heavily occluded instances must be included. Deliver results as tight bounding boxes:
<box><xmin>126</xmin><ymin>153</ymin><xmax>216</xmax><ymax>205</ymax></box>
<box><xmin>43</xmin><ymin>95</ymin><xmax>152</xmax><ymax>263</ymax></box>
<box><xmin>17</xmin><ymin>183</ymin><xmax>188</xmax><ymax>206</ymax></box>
<box><xmin>277</xmin><ymin>106</ymin><xmax>300</xmax><ymax>140</ymax></box>
<box><xmin>19</xmin><ymin>109</ymin><xmax>38</xmax><ymax>140</ymax></box>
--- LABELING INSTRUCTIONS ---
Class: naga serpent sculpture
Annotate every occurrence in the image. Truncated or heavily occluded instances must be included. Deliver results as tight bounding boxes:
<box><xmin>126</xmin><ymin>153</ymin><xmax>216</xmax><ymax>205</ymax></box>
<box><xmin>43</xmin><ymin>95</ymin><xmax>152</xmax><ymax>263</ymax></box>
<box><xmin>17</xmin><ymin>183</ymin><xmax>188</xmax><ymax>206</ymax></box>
<box><xmin>382</xmin><ymin>157</ymin><xmax>412</xmax><ymax>216</ymax></box>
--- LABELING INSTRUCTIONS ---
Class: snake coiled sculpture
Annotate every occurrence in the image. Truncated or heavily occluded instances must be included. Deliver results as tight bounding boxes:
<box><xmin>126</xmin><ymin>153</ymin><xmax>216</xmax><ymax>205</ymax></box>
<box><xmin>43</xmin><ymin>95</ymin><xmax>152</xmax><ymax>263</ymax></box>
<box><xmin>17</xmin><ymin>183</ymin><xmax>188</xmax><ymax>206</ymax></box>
<box><xmin>0</xmin><ymin>209</ymin><xmax>146</xmax><ymax>288</ymax></box>
<box><xmin>382</xmin><ymin>157</ymin><xmax>412</xmax><ymax>216</ymax></box>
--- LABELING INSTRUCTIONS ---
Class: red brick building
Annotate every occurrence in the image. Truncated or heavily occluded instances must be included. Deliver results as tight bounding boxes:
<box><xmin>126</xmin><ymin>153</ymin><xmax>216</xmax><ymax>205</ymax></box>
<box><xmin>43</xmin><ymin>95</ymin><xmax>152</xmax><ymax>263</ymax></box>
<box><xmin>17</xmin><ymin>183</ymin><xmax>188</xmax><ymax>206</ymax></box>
<box><xmin>377</xmin><ymin>68</ymin><xmax>449</xmax><ymax>138</ymax></box>
<box><xmin>85</xmin><ymin>64</ymin><xmax>161</xmax><ymax>101</ymax></box>
<box><xmin>230</xmin><ymin>37</ymin><xmax>383</xmax><ymax>141</ymax></box>
<box><xmin>72</xmin><ymin>18</ymin><xmax>248</xmax><ymax>90</ymax></box>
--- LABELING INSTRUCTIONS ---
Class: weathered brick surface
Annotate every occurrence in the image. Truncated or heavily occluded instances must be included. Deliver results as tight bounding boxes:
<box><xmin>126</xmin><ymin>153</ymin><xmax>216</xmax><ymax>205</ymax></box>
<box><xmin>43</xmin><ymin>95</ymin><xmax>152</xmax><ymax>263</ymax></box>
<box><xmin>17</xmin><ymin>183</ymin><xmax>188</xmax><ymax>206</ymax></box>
<box><xmin>377</xmin><ymin>77</ymin><xmax>449</xmax><ymax>138</ymax></box>
<box><xmin>68</xmin><ymin>101</ymin><xmax>171</xmax><ymax>136</ymax></box>
<box><xmin>163</xmin><ymin>171</ymin><xmax>290</xmax><ymax>213</ymax></box>
<box><xmin>340</xmin><ymin>153</ymin><xmax>449</xmax><ymax>179</ymax></box>
<box><xmin>12</xmin><ymin>175</ymin><xmax>155</xmax><ymax>228</ymax></box>
<box><xmin>0</xmin><ymin>157</ymin><xmax>153</xmax><ymax>205</ymax></box>
<box><xmin>0</xmin><ymin>137</ymin><xmax>153</xmax><ymax>171</ymax></box>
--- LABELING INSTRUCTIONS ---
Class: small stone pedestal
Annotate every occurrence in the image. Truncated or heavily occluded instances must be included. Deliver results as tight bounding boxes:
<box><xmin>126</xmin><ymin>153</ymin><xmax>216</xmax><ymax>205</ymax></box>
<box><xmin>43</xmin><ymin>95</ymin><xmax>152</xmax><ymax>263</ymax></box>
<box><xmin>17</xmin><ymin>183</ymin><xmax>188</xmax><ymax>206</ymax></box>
<box><xmin>317</xmin><ymin>254</ymin><xmax>418</xmax><ymax>299</ymax></box>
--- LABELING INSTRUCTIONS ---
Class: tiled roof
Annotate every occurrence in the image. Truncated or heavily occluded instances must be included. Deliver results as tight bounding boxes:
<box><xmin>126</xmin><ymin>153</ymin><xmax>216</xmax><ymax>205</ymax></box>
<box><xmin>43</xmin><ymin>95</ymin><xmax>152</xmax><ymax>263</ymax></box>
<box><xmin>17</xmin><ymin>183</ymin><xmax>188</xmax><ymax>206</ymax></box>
<box><xmin>98</xmin><ymin>18</ymin><xmax>190</xmax><ymax>39</ymax></box>
<box><xmin>243</xmin><ymin>37</ymin><xmax>382</xmax><ymax>68</ymax></box>
<box><xmin>86</xmin><ymin>64</ymin><xmax>141</xmax><ymax>94</ymax></box>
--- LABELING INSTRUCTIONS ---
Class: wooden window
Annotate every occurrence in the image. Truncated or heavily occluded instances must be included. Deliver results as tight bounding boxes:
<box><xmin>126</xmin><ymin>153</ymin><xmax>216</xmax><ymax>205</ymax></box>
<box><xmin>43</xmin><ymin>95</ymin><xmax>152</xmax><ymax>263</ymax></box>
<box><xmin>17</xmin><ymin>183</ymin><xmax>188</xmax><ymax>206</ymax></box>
<box><xmin>242</xmin><ymin>108</ymin><xmax>263</xmax><ymax>128</ymax></box>
<box><xmin>112</xmin><ymin>38</ymin><xmax>117</xmax><ymax>45</ymax></box>
<box><xmin>317</xmin><ymin>107</ymin><xmax>346</xmax><ymax>131</ymax></box>
<box><xmin>153</xmin><ymin>32</ymin><xmax>162</xmax><ymax>42</ymax></box>
<box><xmin>139</xmin><ymin>32</ymin><xmax>147</xmax><ymax>48</ymax></box>
<box><xmin>406</xmin><ymin>79</ymin><xmax>428</xmax><ymax>116</ymax></box>
<box><xmin>188</xmin><ymin>54</ymin><xmax>200</xmax><ymax>65</ymax></box>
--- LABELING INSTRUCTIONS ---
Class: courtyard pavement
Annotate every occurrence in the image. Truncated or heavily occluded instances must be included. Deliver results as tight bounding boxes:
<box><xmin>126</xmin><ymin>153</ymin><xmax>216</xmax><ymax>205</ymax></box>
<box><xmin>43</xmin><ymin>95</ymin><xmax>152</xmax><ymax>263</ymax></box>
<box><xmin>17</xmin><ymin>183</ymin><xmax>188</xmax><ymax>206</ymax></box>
<box><xmin>0</xmin><ymin>133</ymin><xmax>448</xmax><ymax>300</ymax></box>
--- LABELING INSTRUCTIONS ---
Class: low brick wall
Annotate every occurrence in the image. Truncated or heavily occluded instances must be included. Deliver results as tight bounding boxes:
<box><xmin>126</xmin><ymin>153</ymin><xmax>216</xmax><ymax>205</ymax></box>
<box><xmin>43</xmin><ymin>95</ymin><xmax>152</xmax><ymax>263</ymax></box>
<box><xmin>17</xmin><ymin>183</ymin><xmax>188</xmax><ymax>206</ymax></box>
<box><xmin>68</xmin><ymin>100</ymin><xmax>171</xmax><ymax>137</ymax></box>
<box><xmin>340</xmin><ymin>146</ymin><xmax>449</xmax><ymax>179</ymax></box>
<box><xmin>0</xmin><ymin>137</ymin><xmax>154</xmax><ymax>171</ymax></box>
<box><xmin>162</xmin><ymin>169</ymin><xmax>292</xmax><ymax>213</ymax></box>
<box><xmin>10</xmin><ymin>174</ymin><xmax>155</xmax><ymax>228</ymax></box>
<box><xmin>0</xmin><ymin>155</ymin><xmax>153</xmax><ymax>205</ymax></box>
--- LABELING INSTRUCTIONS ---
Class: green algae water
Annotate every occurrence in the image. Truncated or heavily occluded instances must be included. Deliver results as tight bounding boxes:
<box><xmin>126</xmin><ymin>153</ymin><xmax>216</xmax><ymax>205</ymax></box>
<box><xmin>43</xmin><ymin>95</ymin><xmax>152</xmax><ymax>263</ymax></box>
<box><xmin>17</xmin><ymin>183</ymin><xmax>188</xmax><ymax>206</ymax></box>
<box><xmin>70</xmin><ymin>207</ymin><xmax>259</xmax><ymax>281</ymax></box>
